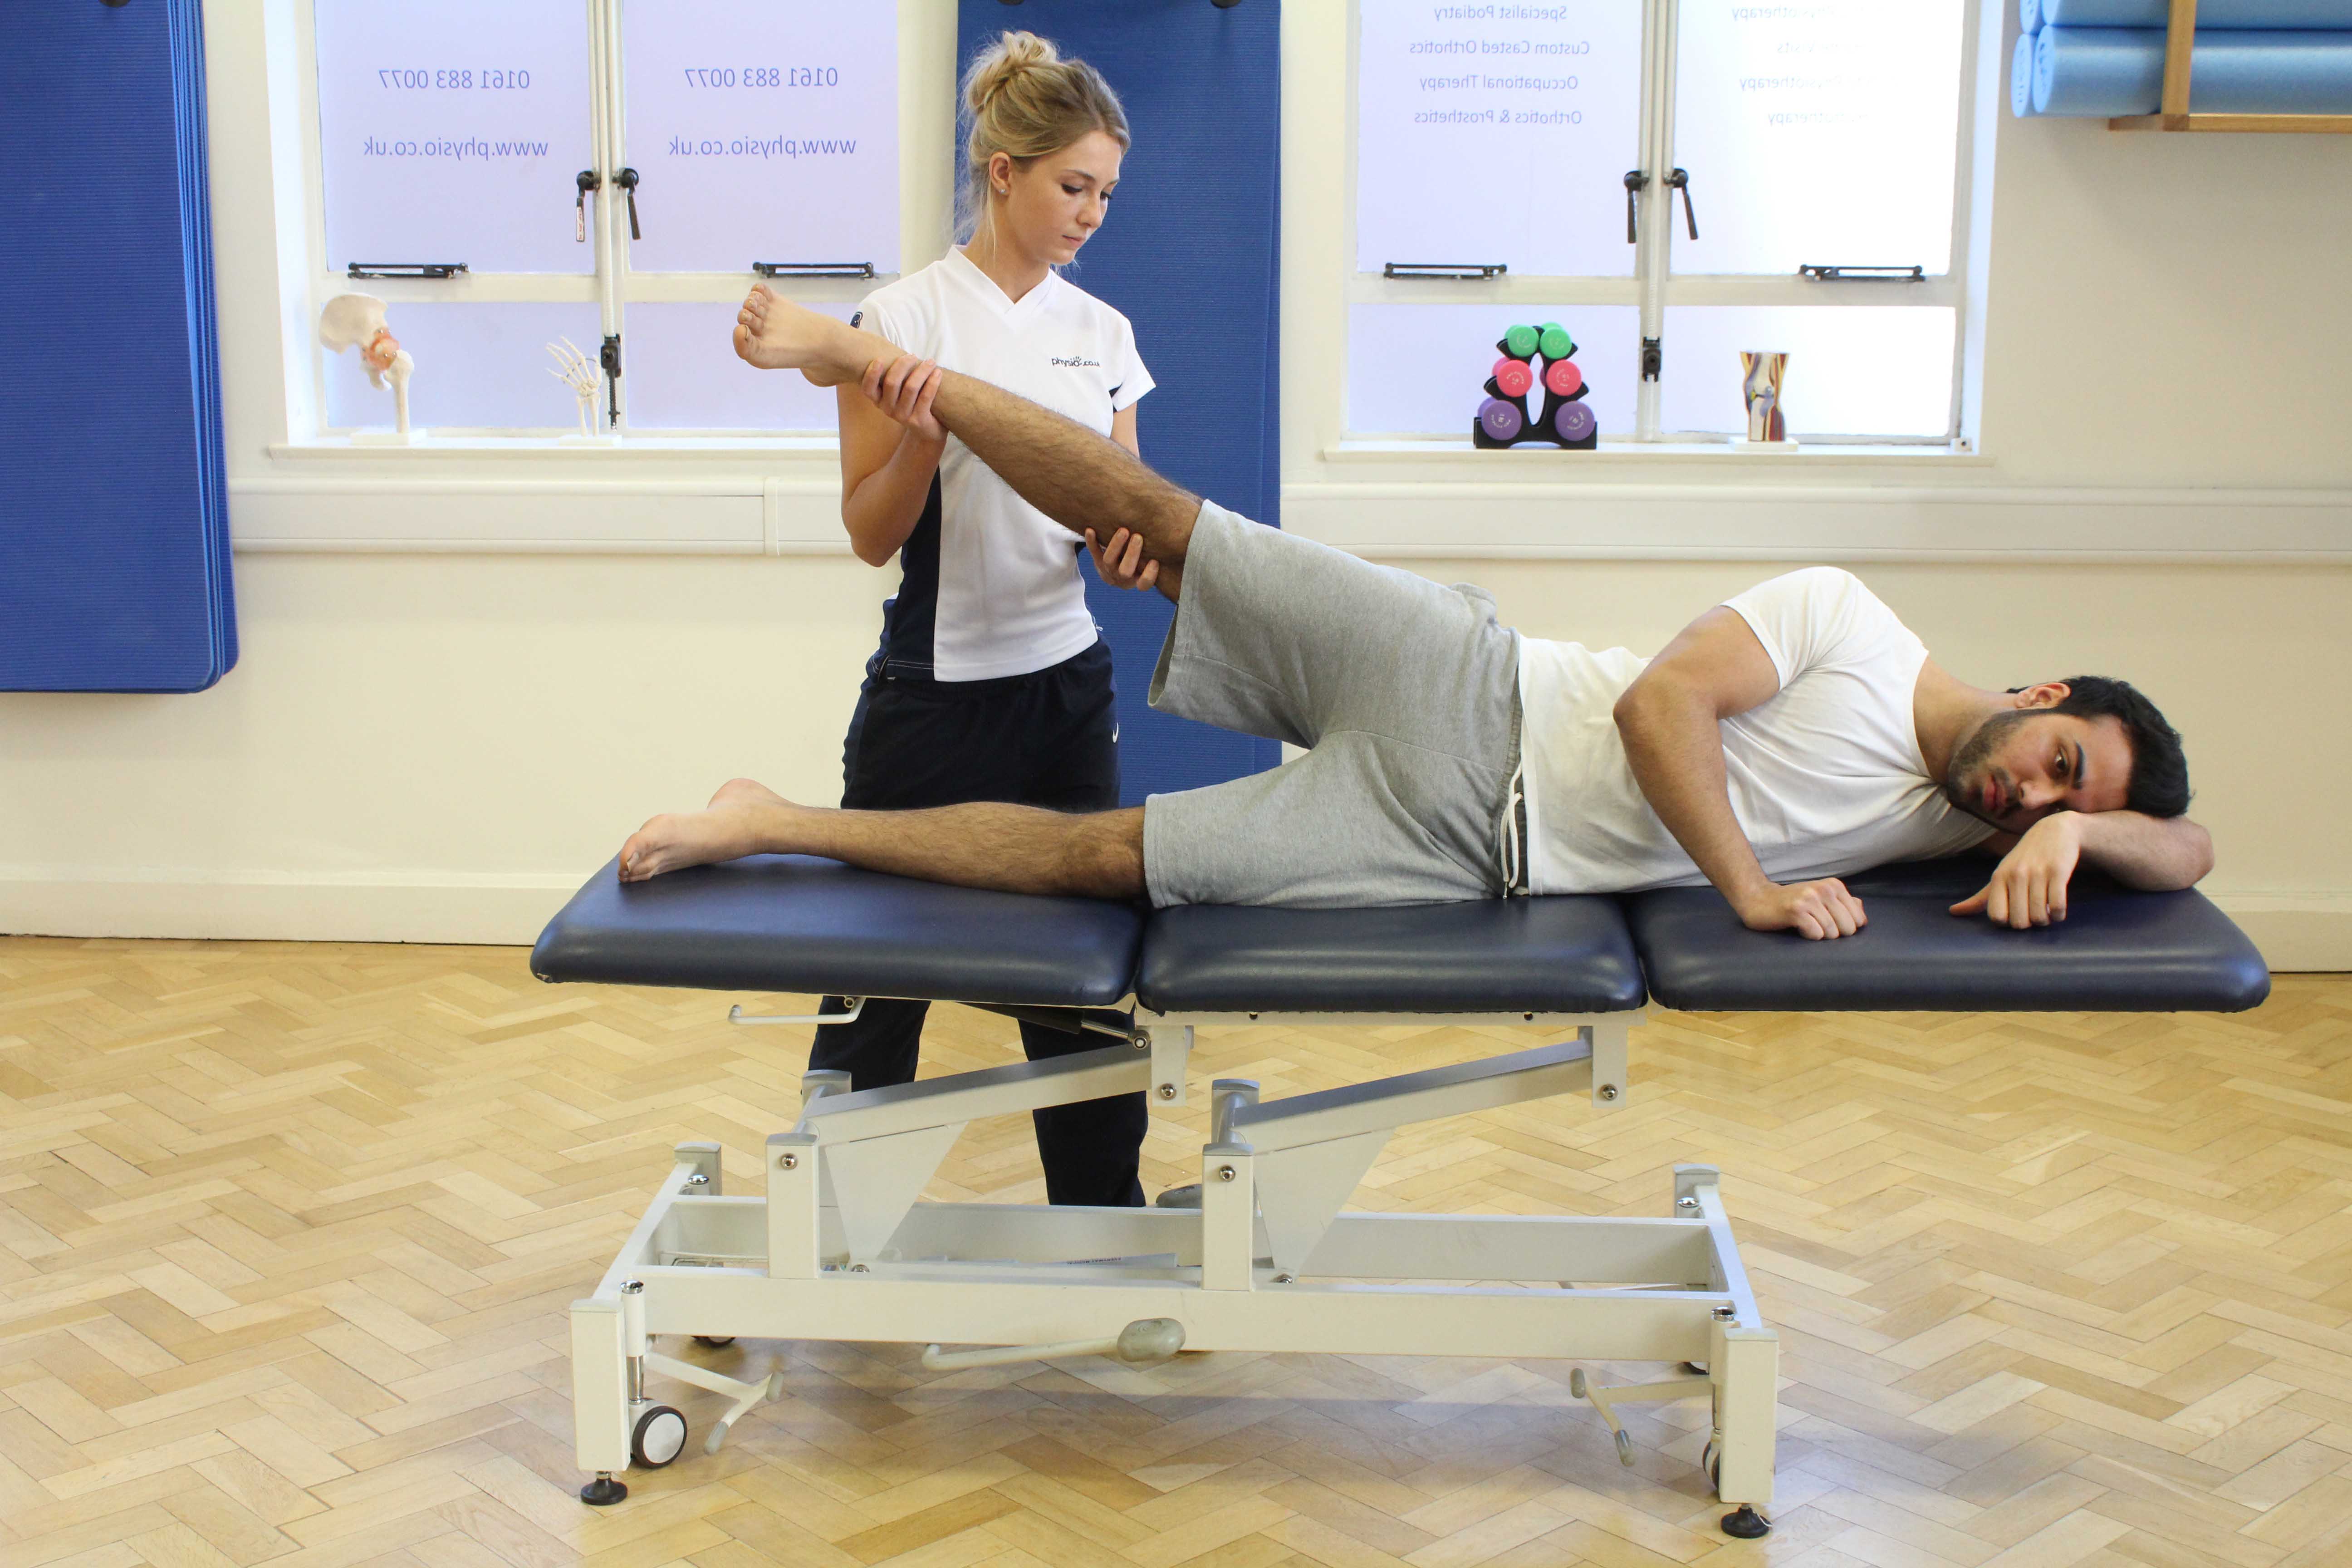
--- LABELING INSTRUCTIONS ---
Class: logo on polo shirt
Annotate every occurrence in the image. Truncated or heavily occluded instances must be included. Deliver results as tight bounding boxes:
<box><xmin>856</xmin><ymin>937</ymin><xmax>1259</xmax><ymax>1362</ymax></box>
<box><xmin>1049</xmin><ymin>355</ymin><xmax>1101</xmax><ymax>368</ymax></box>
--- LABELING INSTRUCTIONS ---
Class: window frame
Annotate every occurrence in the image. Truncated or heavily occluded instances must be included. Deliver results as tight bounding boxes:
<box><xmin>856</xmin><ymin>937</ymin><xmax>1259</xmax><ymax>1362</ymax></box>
<box><xmin>289</xmin><ymin>0</ymin><xmax>897</xmax><ymax>442</ymax></box>
<box><xmin>1343</xmin><ymin>0</ymin><xmax>1985</xmax><ymax>446</ymax></box>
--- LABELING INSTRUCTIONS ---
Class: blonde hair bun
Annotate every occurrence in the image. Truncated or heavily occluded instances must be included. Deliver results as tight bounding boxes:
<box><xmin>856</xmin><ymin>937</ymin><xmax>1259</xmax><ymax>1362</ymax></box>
<box><xmin>964</xmin><ymin>30</ymin><xmax>1061</xmax><ymax>116</ymax></box>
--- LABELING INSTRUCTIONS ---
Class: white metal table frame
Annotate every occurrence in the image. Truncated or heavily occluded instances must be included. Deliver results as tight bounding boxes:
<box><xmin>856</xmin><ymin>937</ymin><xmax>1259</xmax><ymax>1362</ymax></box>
<box><xmin>568</xmin><ymin>1002</ymin><xmax>1779</xmax><ymax>1538</ymax></box>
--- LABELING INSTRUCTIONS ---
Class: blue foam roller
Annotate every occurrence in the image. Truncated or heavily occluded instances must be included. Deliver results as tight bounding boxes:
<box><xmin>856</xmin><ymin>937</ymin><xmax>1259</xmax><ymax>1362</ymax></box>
<box><xmin>2043</xmin><ymin>0</ymin><xmax>2352</xmax><ymax>26</ymax></box>
<box><xmin>2034</xmin><ymin>26</ymin><xmax>2352</xmax><ymax>113</ymax></box>
<box><xmin>2021</xmin><ymin>0</ymin><xmax>2044</xmax><ymax>33</ymax></box>
<box><xmin>2014</xmin><ymin>30</ymin><xmax>2041</xmax><ymax>113</ymax></box>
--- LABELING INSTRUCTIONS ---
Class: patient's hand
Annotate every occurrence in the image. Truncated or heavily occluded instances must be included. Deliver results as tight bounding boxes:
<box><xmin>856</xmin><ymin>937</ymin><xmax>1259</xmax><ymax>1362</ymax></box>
<box><xmin>1740</xmin><ymin>878</ymin><xmax>1867</xmax><ymax>941</ymax></box>
<box><xmin>1952</xmin><ymin>813</ymin><xmax>2080</xmax><ymax>928</ymax></box>
<box><xmin>1085</xmin><ymin>527</ymin><xmax>1161</xmax><ymax>593</ymax></box>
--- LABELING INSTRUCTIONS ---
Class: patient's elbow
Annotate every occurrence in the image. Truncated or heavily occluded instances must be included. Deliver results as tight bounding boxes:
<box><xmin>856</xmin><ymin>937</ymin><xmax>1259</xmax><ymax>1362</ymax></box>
<box><xmin>1612</xmin><ymin>677</ymin><xmax>1679</xmax><ymax>739</ymax></box>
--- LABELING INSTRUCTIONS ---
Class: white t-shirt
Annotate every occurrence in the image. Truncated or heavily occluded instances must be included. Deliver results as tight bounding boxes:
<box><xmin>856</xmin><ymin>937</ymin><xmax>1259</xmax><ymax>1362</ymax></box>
<box><xmin>1517</xmin><ymin>567</ymin><xmax>1994</xmax><ymax>895</ymax></box>
<box><xmin>854</xmin><ymin>250</ymin><xmax>1154</xmax><ymax>681</ymax></box>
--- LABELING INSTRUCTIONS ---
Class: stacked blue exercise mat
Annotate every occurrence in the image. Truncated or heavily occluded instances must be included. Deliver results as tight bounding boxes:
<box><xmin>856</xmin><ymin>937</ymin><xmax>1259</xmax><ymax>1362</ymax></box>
<box><xmin>1</xmin><ymin>0</ymin><xmax>236</xmax><ymax>692</ymax></box>
<box><xmin>2015</xmin><ymin>0</ymin><xmax>2352</xmax><ymax>116</ymax></box>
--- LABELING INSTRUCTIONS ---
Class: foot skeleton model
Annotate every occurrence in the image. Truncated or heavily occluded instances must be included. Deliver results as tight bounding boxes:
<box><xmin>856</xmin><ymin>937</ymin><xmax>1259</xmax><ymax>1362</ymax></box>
<box><xmin>318</xmin><ymin>294</ymin><xmax>414</xmax><ymax>435</ymax></box>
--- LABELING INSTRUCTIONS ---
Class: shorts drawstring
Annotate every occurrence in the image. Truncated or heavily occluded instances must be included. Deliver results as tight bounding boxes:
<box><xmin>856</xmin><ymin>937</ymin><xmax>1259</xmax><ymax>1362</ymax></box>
<box><xmin>1496</xmin><ymin>759</ymin><xmax>1526</xmax><ymax>897</ymax></box>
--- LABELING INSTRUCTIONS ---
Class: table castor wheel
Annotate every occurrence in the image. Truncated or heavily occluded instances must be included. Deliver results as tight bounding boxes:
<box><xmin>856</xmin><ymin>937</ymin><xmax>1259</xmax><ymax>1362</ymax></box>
<box><xmin>1720</xmin><ymin>1504</ymin><xmax>1770</xmax><ymax>1539</ymax></box>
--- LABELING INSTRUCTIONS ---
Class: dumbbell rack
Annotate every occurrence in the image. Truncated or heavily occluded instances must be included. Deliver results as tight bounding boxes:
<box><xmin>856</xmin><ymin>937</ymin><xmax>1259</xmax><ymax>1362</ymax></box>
<box><xmin>1473</xmin><ymin>321</ymin><xmax>1599</xmax><ymax>450</ymax></box>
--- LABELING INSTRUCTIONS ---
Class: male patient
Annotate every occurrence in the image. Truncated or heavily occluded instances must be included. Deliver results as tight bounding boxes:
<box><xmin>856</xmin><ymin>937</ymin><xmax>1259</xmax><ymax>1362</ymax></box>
<box><xmin>618</xmin><ymin>288</ymin><xmax>2212</xmax><ymax>940</ymax></box>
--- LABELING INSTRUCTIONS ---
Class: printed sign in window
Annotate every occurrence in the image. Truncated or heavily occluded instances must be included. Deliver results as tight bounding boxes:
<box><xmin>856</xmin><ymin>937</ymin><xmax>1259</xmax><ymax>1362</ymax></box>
<box><xmin>1356</xmin><ymin>0</ymin><xmax>1643</xmax><ymax>279</ymax></box>
<box><xmin>314</xmin><ymin>0</ymin><xmax>595</xmax><ymax>274</ymax></box>
<box><xmin>1672</xmin><ymin>0</ymin><xmax>1964</xmax><ymax>276</ymax></box>
<box><xmin>621</xmin><ymin>1</ymin><xmax>899</xmax><ymax>275</ymax></box>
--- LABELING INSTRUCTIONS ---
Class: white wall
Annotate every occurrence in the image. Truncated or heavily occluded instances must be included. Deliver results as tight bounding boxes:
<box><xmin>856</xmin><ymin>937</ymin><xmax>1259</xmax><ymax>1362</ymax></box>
<box><xmin>2</xmin><ymin>1</ymin><xmax>2346</xmax><ymax>967</ymax></box>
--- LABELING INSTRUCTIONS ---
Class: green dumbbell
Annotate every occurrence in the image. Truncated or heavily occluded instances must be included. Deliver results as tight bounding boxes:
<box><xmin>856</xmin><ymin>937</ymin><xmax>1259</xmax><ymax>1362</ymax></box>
<box><xmin>1502</xmin><ymin>323</ymin><xmax>1540</xmax><ymax>360</ymax></box>
<box><xmin>1539</xmin><ymin>322</ymin><xmax>1576</xmax><ymax>361</ymax></box>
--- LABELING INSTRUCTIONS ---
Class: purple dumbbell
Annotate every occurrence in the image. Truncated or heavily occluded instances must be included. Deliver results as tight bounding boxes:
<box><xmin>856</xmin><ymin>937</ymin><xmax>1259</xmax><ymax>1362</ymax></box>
<box><xmin>1479</xmin><ymin>397</ymin><xmax>1526</xmax><ymax>442</ymax></box>
<box><xmin>1553</xmin><ymin>400</ymin><xmax>1597</xmax><ymax>443</ymax></box>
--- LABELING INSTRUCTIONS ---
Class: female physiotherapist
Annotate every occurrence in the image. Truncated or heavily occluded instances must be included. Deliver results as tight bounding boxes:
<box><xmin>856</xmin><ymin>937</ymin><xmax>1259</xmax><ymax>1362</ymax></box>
<box><xmin>813</xmin><ymin>33</ymin><xmax>1156</xmax><ymax>1207</ymax></box>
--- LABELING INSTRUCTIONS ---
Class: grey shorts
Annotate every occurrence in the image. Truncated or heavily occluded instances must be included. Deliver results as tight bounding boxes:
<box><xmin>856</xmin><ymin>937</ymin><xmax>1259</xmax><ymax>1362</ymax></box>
<box><xmin>1141</xmin><ymin>501</ymin><xmax>1522</xmax><ymax>909</ymax></box>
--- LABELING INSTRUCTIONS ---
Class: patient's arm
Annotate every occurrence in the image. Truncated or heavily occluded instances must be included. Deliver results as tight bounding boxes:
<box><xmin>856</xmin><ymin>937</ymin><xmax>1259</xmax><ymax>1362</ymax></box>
<box><xmin>618</xmin><ymin>778</ymin><xmax>1147</xmax><ymax>900</ymax></box>
<box><xmin>1614</xmin><ymin>607</ymin><xmax>1869</xmax><ymax>941</ymax></box>
<box><xmin>1953</xmin><ymin>810</ymin><xmax>2213</xmax><ymax>926</ymax></box>
<box><xmin>737</xmin><ymin>286</ymin><xmax>1196</xmax><ymax>598</ymax></box>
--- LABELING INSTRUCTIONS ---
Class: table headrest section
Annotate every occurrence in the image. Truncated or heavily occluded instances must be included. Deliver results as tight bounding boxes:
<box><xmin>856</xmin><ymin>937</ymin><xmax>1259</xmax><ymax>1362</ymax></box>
<box><xmin>530</xmin><ymin>856</ymin><xmax>1145</xmax><ymax>1009</ymax></box>
<box><xmin>1624</xmin><ymin>858</ymin><xmax>2270</xmax><ymax>1014</ymax></box>
<box><xmin>1138</xmin><ymin>897</ymin><xmax>1645</xmax><ymax>1015</ymax></box>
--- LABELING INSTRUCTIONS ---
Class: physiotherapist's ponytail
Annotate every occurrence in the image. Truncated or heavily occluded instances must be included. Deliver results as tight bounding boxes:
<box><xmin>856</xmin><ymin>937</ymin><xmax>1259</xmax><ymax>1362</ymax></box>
<box><xmin>957</xmin><ymin>31</ymin><xmax>1131</xmax><ymax>245</ymax></box>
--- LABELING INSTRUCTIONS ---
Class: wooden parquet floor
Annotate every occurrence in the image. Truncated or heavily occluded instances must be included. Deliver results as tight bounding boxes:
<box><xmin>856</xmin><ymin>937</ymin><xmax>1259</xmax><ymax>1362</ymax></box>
<box><xmin>0</xmin><ymin>938</ymin><xmax>2347</xmax><ymax>1568</ymax></box>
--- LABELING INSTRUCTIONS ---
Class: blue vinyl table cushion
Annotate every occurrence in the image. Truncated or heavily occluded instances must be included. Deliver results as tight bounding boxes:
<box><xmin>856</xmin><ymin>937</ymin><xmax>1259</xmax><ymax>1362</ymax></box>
<box><xmin>531</xmin><ymin>856</ymin><xmax>1145</xmax><ymax>1009</ymax></box>
<box><xmin>533</xmin><ymin>856</ymin><xmax>2268</xmax><ymax>1020</ymax></box>
<box><xmin>1138</xmin><ymin>898</ymin><xmax>1646</xmax><ymax>1015</ymax></box>
<box><xmin>1625</xmin><ymin>858</ymin><xmax>2270</xmax><ymax>1014</ymax></box>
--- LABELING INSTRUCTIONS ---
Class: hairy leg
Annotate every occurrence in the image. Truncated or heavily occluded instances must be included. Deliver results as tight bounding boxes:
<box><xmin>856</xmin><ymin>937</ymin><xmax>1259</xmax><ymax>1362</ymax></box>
<box><xmin>736</xmin><ymin>286</ymin><xmax>1198</xmax><ymax>598</ymax></box>
<box><xmin>619</xmin><ymin>783</ymin><xmax>1147</xmax><ymax>900</ymax></box>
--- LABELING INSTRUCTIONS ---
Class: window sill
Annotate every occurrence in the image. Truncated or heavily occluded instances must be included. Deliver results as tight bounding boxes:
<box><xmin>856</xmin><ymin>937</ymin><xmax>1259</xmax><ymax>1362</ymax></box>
<box><xmin>1323</xmin><ymin>438</ymin><xmax>1991</xmax><ymax>469</ymax></box>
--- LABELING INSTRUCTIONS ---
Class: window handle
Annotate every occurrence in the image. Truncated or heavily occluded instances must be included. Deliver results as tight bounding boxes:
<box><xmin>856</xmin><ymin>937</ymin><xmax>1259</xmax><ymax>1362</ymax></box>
<box><xmin>615</xmin><ymin>167</ymin><xmax>642</xmax><ymax>240</ymax></box>
<box><xmin>575</xmin><ymin>170</ymin><xmax>600</xmax><ymax>243</ymax></box>
<box><xmin>1667</xmin><ymin>168</ymin><xmax>1698</xmax><ymax>240</ymax></box>
<box><xmin>1622</xmin><ymin>170</ymin><xmax>1649</xmax><ymax>245</ymax></box>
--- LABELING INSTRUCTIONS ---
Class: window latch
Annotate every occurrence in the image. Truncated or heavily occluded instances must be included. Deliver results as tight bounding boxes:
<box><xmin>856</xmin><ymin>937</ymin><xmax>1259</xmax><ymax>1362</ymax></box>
<box><xmin>1622</xmin><ymin>170</ymin><xmax>1649</xmax><ymax>245</ymax></box>
<box><xmin>345</xmin><ymin>262</ymin><xmax>467</xmax><ymax>279</ymax></box>
<box><xmin>1641</xmin><ymin>336</ymin><xmax>1663</xmax><ymax>382</ymax></box>
<box><xmin>575</xmin><ymin>170</ymin><xmax>601</xmax><ymax>243</ymax></box>
<box><xmin>1666</xmin><ymin>168</ymin><xmax>1698</xmax><ymax>240</ymax></box>
<box><xmin>752</xmin><ymin>262</ymin><xmax>878</xmax><ymax>279</ymax></box>
<box><xmin>600</xmin><ymin>333</ymin><xmax>622</xmax><ymax>428</ymax></box>
<box><xmin>1798</xmin><ymin>263</ymin><xmax>1925</xmax><ymax>282</ymax></box>
<box><xmin>615</xmin><ymin>167</ymin><xmax>642</xmax><ymax>240</ymax></box>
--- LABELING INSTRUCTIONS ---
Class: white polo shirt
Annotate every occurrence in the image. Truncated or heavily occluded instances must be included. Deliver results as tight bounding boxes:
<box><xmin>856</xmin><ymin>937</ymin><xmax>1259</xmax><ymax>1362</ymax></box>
<box><xmin>854</xmin><ymin>250</ymin><xmax>1154</xmax><ymax>682</ymax></box>
<box><xmin>1517</xmin><ymin>568</ymin><xmax>1994</xmax><ymax>894</ymax></box>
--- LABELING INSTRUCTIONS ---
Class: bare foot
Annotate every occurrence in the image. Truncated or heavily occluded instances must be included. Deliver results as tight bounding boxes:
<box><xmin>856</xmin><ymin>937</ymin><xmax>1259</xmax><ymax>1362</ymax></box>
<box><xmin>710</xmin><ymin>776</ymin><xmax>789</xmax><ymax>809</ymax></box>
<box><xmin>734</xmin><ymin>285</ymin><xmax>861</xmax><ymax>386</ymax></box>
<box><xmin>618</xmin><ymin>798</ymin><xmax>788</xmax><ymax>882</ymax></box>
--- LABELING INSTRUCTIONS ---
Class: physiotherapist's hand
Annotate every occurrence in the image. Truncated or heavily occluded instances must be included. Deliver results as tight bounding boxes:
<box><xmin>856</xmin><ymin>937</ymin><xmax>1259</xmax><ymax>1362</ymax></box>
<box><xmin>863</xmin><ymin>353</ymin><xmax>946</xmax><ymax>446</ymax></box>
<box><xmin>1953</xmin><ymin>812</ymin><xmax>2082</xmax><ymax>927</ymax></box>
<box><xmin>1739</xmin><ymin>878</ymin><xmax>1867</xmax><ymax>940</ymax></box>
<box><xmin>1085</xmin><ymin>527</ymin><xmax>1160</xmax><ymax>593</ymax></box>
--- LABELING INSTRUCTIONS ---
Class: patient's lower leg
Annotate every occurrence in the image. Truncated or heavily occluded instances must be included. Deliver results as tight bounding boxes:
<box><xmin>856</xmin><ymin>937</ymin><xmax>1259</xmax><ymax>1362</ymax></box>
<box><xmin>619</xmin><ymin>779</ymin><xmax>1147</xmax><ymax>900</ymax></box>
<box><xmin>736</xmin><ymin>287</ymin><xmax>1197</xmax><ymax>598</ymax></box>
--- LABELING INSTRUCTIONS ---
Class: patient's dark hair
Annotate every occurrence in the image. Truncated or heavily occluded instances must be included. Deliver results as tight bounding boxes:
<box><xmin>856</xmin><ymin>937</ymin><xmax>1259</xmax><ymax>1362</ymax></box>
<box><xmin>2015</xmin><ymin>676</ymin><xmax>2190</xmax><ymax>817</ymax></box>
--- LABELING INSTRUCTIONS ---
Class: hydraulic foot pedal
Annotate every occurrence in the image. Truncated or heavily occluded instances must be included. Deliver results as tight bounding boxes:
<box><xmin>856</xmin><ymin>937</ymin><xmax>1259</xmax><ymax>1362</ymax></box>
<box><xmin>922</xmin><ymin>1317</ymin><xmax>1184</xmax><ymax>1372</ymax></box>
<box><xmin>1568</xmin><ymin>1365</ymin><xmax>1711</xmax><ymax>1466</ymax></box>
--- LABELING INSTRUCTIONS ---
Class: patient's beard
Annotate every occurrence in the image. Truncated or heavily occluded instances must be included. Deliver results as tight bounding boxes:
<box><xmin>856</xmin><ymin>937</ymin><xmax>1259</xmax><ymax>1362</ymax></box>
<box><xmin>1943</xmin><ymin>709</ymin><xmax>2037</xmax><ymax>820</ymax></box>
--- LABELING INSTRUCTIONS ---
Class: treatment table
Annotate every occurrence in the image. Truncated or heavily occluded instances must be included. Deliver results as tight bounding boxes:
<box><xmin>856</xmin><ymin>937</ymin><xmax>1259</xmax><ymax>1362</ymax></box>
<box><xmin>532</xmin><ymin>855</ymin><xmax>2268</xmax><ymax>1535</ymax></box>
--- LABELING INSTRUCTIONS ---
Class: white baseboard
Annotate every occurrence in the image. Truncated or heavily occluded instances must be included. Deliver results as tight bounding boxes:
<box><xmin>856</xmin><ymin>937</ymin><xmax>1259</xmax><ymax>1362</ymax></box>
<box><xmin>0</xmin><ymin>870</ymin><xmax>578</xmax><ymax>947</ymax></box>
<box><xmin>2</xmin><ymin>873</ymin><xmax>2346</xmax><ymax>973</ymax></box>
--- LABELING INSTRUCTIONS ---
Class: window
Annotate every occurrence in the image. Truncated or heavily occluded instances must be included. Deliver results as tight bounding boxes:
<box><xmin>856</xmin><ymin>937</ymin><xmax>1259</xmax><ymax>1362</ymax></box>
<box><xmin>303</xmin><ymin>0</ymin><xmax>897</xmax><ymax>439</ymax></box>
<box><xmin>1348</xmin><ymin>0</ymin><xmax>1976</xmax><ymax>445</ymax></box>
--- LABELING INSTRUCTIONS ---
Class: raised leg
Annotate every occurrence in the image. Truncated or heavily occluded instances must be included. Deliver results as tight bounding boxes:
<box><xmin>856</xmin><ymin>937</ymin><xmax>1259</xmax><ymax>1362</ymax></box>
<box><xmin>735</xmin><ymin>285</ymin><xmax>1200</xmax><ymax>591</ymax></box>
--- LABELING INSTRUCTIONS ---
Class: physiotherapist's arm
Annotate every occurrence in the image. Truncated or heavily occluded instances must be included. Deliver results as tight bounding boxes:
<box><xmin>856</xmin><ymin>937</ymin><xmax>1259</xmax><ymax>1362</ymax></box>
<box><xmin>1956</xmin><ymin>809</ymin><xmax>2213</xmax><ymax>926</ymax></box>
<box><xmin>1084</xmin><ymin>404</ymin><xmax>1160</xmax><ymax>591</ymax></box>
<box><xmin>1613</xmin><ymin>606</ymin><xmax>1872</xmax><ymax>941</ymax></box>
<box><xmin>837</xmin><ymin>358</ymin><xmax>947</xmax><ymax>568</ymax></box>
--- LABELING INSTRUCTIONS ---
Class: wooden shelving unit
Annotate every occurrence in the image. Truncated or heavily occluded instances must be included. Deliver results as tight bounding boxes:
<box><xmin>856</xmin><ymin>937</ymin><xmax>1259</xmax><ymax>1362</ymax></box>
<box><xmin>2109</xmin><ymin>0</ymin><xmax>2352</xmax><ymax>130</ymax></box>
